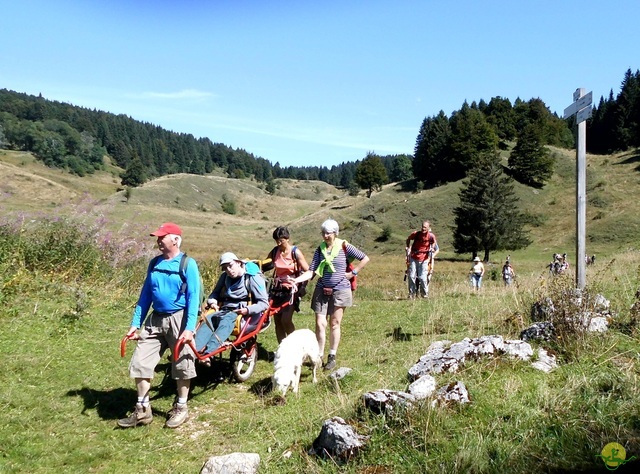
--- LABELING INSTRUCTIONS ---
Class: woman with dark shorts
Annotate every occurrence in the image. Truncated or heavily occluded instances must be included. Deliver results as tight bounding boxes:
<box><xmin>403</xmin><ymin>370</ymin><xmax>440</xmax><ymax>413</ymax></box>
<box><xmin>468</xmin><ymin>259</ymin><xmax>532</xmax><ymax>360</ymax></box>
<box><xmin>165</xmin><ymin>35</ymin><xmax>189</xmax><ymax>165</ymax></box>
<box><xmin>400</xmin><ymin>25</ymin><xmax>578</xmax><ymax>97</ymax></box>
<box><xmin>263</xmin><ymin>226</ymin><xmax>309</xmax><ymax>343</ymax></box>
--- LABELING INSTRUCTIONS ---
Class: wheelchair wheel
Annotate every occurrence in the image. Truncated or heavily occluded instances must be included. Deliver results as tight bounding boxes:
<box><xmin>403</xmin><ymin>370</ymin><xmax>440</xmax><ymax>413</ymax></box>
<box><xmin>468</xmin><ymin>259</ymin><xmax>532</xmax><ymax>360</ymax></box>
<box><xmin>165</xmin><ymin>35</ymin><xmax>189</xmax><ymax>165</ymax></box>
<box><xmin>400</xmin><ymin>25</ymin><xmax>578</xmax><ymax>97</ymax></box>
<box><xmin>231</xmin><ymin>344</ymin><xmax>257</xmax><ymax>382</ymax></box>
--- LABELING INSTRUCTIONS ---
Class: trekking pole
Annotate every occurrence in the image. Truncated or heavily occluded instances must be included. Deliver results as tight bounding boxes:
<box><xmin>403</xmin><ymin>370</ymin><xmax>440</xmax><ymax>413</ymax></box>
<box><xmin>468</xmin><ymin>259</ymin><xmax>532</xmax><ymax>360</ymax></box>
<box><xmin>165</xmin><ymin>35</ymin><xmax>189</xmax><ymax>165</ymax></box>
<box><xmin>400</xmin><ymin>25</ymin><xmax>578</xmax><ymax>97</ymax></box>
<box><xmin>404</xmin><ymin>250</ymin><xmax>410</xmax><ymax>281</ymax></box>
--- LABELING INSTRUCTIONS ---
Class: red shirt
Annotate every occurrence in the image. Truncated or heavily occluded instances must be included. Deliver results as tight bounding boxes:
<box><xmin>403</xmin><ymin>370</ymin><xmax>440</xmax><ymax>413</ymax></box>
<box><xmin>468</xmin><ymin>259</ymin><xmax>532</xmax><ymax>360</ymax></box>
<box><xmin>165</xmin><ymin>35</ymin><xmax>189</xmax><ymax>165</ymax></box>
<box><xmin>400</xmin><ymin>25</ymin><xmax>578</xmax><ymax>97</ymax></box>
<box><xmin>408</xmin><ymin>231</ymin><xmax>436</xmax><ymax>262</ymax></box>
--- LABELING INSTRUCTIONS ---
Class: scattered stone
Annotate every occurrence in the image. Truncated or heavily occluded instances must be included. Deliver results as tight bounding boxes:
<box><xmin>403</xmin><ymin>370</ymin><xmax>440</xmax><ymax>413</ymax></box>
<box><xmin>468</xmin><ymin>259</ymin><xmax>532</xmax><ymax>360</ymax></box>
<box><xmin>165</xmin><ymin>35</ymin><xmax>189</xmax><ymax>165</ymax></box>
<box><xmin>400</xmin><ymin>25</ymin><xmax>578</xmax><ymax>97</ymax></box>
<box><xmin>472</xmin><ymin>335</ymin><xmax>505</xmax><ymax>355</ymax></box>
<box><xmin>362</xmin><ymin>389</ymin><xmax>415</xmax><ymax>415</ymax></box>
<box><xmin>446</xmin><ymin>338</ymin><xmax>476</xmax><ymax>364</ymax></box>
<box><xmin>587</xmin><ymin>315</ymin><xmax>609</xmax><ymax>333</ymax></box>
<box><xmin>503</xmin><ymin>340</ymin><xmax>533</xmax><ymax>360</ymax></box>
<box><xmin>432</xmin><ymin>381</ymin><xmax>470</xmax><ymax>407</ymax></box>
<box><xmin>330</xmin><ymin>367</ymin><xmax>352</xmax><ymax>380</ymax></box>
<box><xmin>408</xmin><ymin>335</ymin><xmax>532</xmax><ymax>380</ymax></box>
<box><xmin>408</xmin><ymin>374</ymin><xmax>437</xmax><ymax>400</ymax></box>
<box><xmin>593</xmin><ymin>294</ymin><xmax>610</xmax><ymax>312</ymax></box>
<box><xmin>310</xmin><ymin>417</ymin><xmax>369</xmax><ymax>461</ymax></box>
<box><xmin>201</xmin><ymin>453</ymin><xmax>260</xmax><ymax>474</ymax></box>
<box><xmin>408</xmin><ymin>356</ymin><xmax>457</xmax><ymax>379</ymax></box>
<box><xmin>531</xmin><ymin>348</ymin><xmax>558</xmax><ymax>373</ymax></box>
<box><xmin>520</xmin><ymin>322</ymin><xmax>556</xmax><ymax>342</ymax></box>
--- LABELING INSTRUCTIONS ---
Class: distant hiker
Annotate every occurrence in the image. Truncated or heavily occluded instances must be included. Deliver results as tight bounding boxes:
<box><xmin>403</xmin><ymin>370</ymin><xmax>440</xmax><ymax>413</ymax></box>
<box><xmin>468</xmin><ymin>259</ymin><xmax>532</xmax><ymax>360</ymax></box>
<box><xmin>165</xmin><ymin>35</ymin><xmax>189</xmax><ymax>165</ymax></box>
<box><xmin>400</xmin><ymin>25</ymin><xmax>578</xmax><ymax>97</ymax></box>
<box><xmin>502</xmin><ymin>258</ymin><xmax>515</xmax><ymax>286</ymax></box>
<box><xmin>405</xmin><ymin>221</ymin><xmax>440</xmax><ymax>298</ymax></box>
<box><xmin>590</xmin><ymin>254</ymin><xmax>596</xmax><ymax>265</ymax></box>
<box><xmin>194</xmin><ymin>252</ymin><xmax>269</xmax><ymax>359</ymax></box>
<box><xmin>469</xmin><ymin>256</ymin><xmax>485</xmax><ymax>290</ymax></box>
<box><xmin>118</xmin><ymin>222</ymin><xmax>201</xmax><ymax>429</ymax></box>
<box><xmin>289</xmin><ymin>219</ymin><xmax>369</xmax><ymax>371</ymax></box>
<box><xmin>262</xmin><ymin>226</ymin><xmax>310</xmax><ymax>343</ymax></box>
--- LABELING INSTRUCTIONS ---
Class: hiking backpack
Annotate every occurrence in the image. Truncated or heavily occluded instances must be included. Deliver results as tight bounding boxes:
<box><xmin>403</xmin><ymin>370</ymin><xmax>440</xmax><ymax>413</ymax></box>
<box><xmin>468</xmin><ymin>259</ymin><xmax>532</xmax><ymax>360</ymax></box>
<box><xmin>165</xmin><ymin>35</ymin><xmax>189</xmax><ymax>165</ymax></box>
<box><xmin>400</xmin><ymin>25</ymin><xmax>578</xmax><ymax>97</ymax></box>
<box><xmin>151</xmin><ymin>253</ymin><xmax>205</xmax><ymax>314</ymax></box>
<box><xmin>265</xmin><ymin>245</ymin><xmax>307</xmax><ymax>297</ymax></box>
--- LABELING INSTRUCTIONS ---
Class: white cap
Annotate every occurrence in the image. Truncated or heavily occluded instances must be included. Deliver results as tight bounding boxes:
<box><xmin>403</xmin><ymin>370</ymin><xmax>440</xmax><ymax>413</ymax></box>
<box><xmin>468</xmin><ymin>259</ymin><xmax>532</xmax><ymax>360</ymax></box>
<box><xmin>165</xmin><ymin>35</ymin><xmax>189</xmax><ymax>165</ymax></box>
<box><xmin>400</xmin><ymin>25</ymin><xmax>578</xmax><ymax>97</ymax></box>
<box><xmin>220</xmin><ymin>252</ymin><xmax>241</xmax><ymax>266</ymax></box>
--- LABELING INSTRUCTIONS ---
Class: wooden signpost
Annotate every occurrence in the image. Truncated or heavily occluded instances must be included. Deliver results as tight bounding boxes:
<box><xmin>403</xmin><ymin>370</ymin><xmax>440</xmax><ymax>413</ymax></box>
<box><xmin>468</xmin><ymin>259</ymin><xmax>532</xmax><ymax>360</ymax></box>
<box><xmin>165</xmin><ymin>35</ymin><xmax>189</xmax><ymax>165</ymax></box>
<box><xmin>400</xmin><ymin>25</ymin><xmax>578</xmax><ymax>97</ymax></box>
<box><xmin>563</xmin><ymin>88</ymin><xmax>592</xmax><ymax>289</ymax></box>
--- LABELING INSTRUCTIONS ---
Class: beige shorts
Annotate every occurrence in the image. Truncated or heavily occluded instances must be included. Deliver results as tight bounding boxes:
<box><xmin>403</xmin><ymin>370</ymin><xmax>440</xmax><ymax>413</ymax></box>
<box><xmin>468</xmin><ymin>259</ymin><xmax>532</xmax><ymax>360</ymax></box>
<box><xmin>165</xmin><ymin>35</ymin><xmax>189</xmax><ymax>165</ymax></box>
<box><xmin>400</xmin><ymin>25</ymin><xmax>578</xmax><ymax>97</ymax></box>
<box><xmin>311</xmin><ymin>287</ymin><xmax>352</xmax><ymax>316</ymax></box>
<box><xmin>129</xmin><ymin>310</ymin><xmax>196</xmax><ymax>380</ymax></box>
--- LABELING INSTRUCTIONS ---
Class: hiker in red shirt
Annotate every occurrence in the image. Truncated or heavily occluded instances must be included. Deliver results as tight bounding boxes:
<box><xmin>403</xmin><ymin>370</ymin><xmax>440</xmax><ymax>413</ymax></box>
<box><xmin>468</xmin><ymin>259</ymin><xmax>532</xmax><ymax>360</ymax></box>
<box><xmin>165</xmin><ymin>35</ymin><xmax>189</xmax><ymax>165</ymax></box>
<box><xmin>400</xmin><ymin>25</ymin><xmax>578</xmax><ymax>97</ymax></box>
<box><xmin>405</xmin><ymin>221</ymin><xmax>439</xmax><ymax>299</ymax></box>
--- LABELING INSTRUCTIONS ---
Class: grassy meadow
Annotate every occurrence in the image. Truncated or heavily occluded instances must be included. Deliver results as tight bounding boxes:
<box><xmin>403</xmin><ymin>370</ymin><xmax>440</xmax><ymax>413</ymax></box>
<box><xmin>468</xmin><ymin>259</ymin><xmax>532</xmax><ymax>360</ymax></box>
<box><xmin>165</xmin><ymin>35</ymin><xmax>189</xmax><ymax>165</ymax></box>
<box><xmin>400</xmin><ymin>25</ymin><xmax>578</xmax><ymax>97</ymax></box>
<box><xmin>1</xmin><ymin>148</ymin><xmax>640</xmax><ymax>473</ymax></box>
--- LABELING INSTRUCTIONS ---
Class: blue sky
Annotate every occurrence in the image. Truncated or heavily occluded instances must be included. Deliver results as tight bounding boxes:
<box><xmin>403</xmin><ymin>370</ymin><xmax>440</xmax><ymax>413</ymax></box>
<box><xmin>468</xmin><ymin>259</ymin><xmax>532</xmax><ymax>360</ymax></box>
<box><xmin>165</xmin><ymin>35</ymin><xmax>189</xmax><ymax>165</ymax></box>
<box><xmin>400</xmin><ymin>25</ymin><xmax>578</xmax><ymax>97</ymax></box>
<box><xmin>1</xmin><ymin>0</ymin><xmax>638</xmax><ymax>168</ymax></box>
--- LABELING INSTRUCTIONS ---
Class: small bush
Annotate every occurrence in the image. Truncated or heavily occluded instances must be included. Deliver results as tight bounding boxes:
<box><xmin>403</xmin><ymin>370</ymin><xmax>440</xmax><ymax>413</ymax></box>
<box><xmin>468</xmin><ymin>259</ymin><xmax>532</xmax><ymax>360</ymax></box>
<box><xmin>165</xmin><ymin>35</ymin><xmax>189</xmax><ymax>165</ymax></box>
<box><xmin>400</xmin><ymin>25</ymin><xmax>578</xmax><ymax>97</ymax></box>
<box><xmin>589</xmin><ymin>194</ymin><xmax>608</xmax><ymax>208</ymax></box>
<box><xmin>378</xmin><ymin>225</ymin><xmax>393</xmax><ymax>242</ymax></box>
<box><xmin>221</xmin><ymin>193</ymin><xmax>237</xmax><ymax>215</ymax></box>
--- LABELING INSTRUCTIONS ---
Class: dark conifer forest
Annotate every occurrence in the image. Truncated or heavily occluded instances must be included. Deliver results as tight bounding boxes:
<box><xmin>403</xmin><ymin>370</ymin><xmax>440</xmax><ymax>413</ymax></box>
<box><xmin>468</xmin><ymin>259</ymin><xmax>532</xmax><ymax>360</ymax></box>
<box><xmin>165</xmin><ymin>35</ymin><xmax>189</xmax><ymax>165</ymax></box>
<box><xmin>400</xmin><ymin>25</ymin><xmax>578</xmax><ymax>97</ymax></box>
<box><xmin>1</xmin><ymin>68</ymin><xmax>638</xmax><ymax>188</ymax></box>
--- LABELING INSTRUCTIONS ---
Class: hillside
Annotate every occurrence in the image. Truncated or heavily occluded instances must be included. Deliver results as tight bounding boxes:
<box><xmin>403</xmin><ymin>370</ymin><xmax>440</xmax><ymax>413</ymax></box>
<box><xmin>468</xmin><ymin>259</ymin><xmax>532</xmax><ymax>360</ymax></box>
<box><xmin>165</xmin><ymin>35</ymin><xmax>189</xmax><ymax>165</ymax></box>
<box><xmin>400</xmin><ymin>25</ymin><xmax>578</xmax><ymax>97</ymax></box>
<box><xmin>2</xmin><ymin>147</ymin><xmax>640</xmax><ymax>473</ymax></box>
<box><xmin>3</xmin><ymin>147</ymin><xmax>640</xmax><ymax>266</ymax></box>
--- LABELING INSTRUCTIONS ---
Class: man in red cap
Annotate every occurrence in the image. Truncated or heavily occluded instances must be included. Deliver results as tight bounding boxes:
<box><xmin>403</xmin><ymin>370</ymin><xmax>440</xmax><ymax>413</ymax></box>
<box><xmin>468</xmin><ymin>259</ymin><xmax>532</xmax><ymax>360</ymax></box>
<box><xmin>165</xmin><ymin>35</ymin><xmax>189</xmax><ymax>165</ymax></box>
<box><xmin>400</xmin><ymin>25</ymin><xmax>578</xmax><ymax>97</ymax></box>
<box><xmin>118</xmin><ymin>222</ymin><xmax>201</xmax><ymax>429</ymax></box>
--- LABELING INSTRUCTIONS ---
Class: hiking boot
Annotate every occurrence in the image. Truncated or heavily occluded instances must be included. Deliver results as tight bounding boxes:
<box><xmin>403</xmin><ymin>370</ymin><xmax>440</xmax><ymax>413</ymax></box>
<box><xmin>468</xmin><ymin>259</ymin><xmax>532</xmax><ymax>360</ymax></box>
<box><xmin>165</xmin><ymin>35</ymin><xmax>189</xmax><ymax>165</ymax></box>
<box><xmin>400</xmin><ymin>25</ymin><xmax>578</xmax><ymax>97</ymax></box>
<box><xmin>117</xmin><ymin>403</ymin><xmax>152</xmax><ymax>428</ymax></box>
<box><xmin>165</xmin><ymin>402</ymin><xmax>188</xmax><ymax>429</ymax></box>
<box><xmin>324</xmin><ymin>354</ymin><xmax>336</xmax><ymax>371</ymax></box>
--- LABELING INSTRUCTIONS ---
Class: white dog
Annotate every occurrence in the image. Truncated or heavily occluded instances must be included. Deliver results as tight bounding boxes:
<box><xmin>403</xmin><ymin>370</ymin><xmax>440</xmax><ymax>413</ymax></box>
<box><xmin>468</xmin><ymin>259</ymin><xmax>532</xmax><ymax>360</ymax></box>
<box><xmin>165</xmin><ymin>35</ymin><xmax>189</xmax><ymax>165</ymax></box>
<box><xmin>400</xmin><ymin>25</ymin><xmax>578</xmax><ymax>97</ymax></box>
<box><xmin>272</xmin><ymin>329</ymin><xmax>323</xmax><ymax>396</ymax></box>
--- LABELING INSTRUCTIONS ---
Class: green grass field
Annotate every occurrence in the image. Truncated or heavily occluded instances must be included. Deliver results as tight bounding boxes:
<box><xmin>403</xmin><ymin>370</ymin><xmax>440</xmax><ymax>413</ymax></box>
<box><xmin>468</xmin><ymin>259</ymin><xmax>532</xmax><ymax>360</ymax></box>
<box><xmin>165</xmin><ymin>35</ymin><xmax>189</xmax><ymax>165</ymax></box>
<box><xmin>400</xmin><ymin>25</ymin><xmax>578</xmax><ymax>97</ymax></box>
<box><xmin>1</xmin><ymin>149</ymin><xmax>640</xmax><ymax>473</ymax></box>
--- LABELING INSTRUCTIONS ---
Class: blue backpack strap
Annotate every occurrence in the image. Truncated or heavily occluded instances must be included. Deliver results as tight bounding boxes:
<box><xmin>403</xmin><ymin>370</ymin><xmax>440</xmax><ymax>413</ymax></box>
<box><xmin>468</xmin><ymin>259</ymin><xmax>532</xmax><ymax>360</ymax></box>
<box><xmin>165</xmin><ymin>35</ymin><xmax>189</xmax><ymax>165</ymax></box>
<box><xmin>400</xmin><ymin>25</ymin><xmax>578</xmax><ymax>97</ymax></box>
<box><xmin>150</xmin><ymin>253</ymin><xmax>188</xmax><ymax>293</ymax></box>
<box><xmin>178</xmin><ymin>253</ymin><xmax>189</xmax><ymax>295</ymax></box>
<box><xmin>150</xmin><ymin>255</ymin><xmax>162</xmax><ymax>271</ymax></box>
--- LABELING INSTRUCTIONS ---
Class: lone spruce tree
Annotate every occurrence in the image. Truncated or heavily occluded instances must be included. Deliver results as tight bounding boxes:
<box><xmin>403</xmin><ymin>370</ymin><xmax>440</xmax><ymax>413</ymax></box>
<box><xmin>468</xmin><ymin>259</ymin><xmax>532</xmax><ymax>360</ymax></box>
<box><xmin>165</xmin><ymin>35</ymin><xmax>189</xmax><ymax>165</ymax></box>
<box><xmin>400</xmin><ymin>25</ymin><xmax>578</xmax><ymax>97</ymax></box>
<box><xmin>120</xmin><ymin>154</ymin><xmax>146</xmax><ymax>187</ymax></box>
<box><xmin>453</xmin><ymin>153</ymin><xmax>531</xmax><ymax>261</ymax></box>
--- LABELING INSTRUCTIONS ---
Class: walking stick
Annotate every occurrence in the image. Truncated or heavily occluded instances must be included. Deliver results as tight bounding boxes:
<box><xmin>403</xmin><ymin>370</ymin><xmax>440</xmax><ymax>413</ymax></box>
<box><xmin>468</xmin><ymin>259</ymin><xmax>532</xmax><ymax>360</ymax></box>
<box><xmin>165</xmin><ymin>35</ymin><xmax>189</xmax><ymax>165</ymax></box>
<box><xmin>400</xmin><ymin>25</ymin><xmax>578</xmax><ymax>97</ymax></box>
<box><xmin>403</xmin><ymin>250</ymin><xmax>410</xmax><ymax>281</ymax></box>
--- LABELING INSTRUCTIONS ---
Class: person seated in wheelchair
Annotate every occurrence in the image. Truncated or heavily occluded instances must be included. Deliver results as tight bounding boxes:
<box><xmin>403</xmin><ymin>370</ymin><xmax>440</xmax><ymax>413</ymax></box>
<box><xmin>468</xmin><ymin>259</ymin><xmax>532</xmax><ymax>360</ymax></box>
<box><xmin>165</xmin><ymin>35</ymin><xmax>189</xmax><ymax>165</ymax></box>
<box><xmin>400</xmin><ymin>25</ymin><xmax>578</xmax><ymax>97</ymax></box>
<box><xmin>194</xmin><ymin>252</ymin><xmax>269</xmax><ymax>358</ymax></box>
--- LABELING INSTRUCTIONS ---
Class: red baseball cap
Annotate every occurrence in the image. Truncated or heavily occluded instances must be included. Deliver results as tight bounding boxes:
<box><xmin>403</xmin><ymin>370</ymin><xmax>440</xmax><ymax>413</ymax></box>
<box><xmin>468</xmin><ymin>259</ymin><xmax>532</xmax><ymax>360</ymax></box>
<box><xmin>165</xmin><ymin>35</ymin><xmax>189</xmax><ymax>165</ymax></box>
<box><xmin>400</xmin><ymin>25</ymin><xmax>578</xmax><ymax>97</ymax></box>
<box><xmin>150</xmin><ymin>222</ymin><xmax>182</xmax><ymax>237</ymax></box>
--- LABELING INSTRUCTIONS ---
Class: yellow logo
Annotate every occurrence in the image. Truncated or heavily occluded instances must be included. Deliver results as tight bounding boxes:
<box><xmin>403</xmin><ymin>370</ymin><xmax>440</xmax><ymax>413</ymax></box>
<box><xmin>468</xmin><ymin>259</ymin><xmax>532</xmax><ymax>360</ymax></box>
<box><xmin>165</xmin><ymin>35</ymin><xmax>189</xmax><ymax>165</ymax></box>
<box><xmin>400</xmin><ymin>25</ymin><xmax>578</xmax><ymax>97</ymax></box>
<box><xmin>598</xmin><ymin>442</ymin><xmax>635</xmax><ymax>470</ymax></box>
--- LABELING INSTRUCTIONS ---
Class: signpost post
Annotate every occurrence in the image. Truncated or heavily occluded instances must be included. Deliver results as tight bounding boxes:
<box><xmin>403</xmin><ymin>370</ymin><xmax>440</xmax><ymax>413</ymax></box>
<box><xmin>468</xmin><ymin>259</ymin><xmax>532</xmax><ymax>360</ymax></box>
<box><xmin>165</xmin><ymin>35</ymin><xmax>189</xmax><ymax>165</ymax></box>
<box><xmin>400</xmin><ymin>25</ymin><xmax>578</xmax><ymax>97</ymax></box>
<box><xmin>563</xmin><ymin>88</ymin><xmax>592</xmax><ymax>289</ymax></box>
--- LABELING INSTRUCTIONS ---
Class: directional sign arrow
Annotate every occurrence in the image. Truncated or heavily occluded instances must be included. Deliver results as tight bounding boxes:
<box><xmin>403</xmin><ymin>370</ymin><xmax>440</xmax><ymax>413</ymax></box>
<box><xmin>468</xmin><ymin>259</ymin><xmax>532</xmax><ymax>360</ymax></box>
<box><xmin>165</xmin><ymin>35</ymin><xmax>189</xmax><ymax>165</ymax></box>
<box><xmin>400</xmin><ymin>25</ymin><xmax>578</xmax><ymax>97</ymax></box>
<box><xmin>576</xmin><ymin>106</ymin><xmax>592</xmax><ymax>124</ymax></box>
<box><xmin>564</xmin><ymin>91</ymin><xmax>593</xmax><ymax>119</ymax></box>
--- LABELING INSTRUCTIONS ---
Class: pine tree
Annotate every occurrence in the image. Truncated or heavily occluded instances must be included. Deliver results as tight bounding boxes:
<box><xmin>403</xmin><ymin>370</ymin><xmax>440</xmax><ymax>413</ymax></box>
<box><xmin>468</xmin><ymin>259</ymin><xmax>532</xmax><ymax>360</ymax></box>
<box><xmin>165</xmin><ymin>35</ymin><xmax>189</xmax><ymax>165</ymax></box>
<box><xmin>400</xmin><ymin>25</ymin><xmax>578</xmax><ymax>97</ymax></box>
<box><xmin>413</xmin><ymin>111</ymin><xmax>450</xmax><ymax>185</ymax></box>
<box><xmin>120</xmin><ymin>154</ymin><xmax>146</xmax><ymax>187</ymax></box>
<box><xmin>447</xmin><ymin>103</ymin><xmax>499</xmax><ymax>182</ymax></box>
<box><xmin>484</xmin><ymin>96</ymin><xmax>517</xmax><ymax>142</ymax></box>
<box><xmin>508</xmin><ymin>123</ymin><xmax>555</xmax><ymax>187</ymax></box>
<box><xmin>453</xmin><ymin>154</ymin><xmax>531</xmax><ymax>261</ymax></box>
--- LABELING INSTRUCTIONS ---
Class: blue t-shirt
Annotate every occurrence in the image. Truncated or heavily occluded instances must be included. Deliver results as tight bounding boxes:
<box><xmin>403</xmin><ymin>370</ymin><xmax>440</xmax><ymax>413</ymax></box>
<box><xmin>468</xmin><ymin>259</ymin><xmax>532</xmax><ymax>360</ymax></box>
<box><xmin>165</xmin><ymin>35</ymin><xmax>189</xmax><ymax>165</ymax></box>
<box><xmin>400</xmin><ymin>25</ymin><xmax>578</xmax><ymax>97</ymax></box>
<box><xmin>130</xmin><ymin>252</ymin><xmax>201</xmax><ymax>331</ymax></box>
